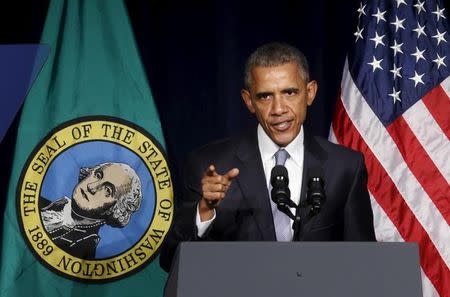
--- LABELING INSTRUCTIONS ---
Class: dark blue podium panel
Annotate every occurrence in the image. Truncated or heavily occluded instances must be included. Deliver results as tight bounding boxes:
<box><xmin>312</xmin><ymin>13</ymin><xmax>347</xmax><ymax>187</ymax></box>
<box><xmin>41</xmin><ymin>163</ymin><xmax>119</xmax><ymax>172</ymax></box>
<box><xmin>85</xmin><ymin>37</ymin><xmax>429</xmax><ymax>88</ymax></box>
<box><xmin>165</xmin><ymin>242</ymin><xmax>422</xmax><ymax>297</ymax></box>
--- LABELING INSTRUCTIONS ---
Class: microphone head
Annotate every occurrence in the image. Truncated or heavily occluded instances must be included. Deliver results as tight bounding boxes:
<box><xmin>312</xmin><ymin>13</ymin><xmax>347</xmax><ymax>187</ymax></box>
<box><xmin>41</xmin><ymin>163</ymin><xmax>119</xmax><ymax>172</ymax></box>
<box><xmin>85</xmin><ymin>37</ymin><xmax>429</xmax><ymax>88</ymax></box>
<box><xmin>270</xmin><ymin>165</ymin><xmax>290</xmax><ymax>205</ymax></box>
<box><xmin>270</xmin><ymin>165</ymin><xmax>289</xmax><ymax>186</ymax></box>
<box><xmin>307</xmin><ymin>167</ymin><xmax>324</xmax><ymax>187</ymax></box>
<box><xmin>307</xmin><ymin>167</ymin><xmax>326</xmax><ymax>214</ymax></box>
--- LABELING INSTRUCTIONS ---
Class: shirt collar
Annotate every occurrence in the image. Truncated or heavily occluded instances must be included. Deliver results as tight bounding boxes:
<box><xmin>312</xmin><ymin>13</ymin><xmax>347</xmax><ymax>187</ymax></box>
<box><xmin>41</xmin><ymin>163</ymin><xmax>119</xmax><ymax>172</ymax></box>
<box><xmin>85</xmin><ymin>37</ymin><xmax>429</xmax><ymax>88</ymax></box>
<box><xmin>257</xmin><ymin>124</ymin><xmax>304</xmax><ymax>166</ymax></box>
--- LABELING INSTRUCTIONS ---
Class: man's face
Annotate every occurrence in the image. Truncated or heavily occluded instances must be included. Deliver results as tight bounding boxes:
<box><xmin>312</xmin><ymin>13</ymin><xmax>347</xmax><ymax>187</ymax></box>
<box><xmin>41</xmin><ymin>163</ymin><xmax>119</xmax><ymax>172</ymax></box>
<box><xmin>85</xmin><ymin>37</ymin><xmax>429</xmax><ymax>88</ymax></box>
<box><xmin>241</xmin><ymin>62</ymin><xmax>317</xmax><ymax>147</ymax></box>
<box><xmin>72</xmin><ymin>163</ymin><xmax>131</xmax><ymax>217</ymax></box>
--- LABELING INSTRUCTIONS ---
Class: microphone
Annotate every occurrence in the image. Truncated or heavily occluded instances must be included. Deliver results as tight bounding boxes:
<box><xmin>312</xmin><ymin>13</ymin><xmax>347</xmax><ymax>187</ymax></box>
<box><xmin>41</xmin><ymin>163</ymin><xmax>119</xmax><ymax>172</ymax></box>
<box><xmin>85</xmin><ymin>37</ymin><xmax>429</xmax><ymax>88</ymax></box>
<box><xmin>271</xmin><ymin>165</ymin><xmax>295</xmax><ymax>219</ymax></box>
<box><xmin>306</xmin><ymin>167</ymin><xmax>326</xmax><ymax>214</ymax></box>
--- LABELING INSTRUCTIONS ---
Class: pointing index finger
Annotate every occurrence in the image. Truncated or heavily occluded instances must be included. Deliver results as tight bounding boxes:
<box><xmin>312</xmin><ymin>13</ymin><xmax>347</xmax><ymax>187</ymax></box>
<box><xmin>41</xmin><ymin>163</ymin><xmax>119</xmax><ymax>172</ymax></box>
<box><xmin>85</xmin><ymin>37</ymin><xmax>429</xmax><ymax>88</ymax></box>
<box><xmin>224</xmin><ymin>168</ymin><xmax>240</xmax><ymax>181</ymax></box>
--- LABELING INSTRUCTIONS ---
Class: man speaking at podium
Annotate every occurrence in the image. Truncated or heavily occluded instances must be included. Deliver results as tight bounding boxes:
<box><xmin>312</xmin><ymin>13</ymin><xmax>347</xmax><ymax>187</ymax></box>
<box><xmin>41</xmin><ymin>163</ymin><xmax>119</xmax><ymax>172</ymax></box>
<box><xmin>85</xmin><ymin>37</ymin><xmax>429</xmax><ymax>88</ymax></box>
<box><xmin>160</xmin><ymin>42</ymin><xmax>375</xmax><ymax>272</ymax></box>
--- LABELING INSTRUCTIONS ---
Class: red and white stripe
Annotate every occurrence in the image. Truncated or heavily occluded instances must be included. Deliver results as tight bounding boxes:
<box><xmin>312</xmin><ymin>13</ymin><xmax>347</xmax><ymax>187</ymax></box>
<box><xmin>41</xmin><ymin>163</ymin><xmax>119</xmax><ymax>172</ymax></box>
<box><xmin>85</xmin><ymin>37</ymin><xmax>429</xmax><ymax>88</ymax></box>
<box><xmin>330</xmin><ymin>58</ymin><xmax>450</xmax><ymax>297</ymax></box>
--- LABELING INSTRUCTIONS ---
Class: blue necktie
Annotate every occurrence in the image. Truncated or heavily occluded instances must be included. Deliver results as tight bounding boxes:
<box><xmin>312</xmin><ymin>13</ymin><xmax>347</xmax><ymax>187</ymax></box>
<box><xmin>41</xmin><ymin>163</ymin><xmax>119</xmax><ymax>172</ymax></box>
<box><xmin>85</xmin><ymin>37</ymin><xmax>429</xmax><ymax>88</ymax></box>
<box><xmin>271</xmin><ymin>149</ymin><xmax>291</xmax><ymax>241</ymax></box>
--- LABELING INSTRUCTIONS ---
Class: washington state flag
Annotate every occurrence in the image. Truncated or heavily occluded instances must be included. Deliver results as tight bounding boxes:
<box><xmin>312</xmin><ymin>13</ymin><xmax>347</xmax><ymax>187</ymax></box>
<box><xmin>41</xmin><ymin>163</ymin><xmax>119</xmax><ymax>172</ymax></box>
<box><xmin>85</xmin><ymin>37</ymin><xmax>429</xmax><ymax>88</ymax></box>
<box><xmin>0</xmin><ymin>0</ymin><xmax>173</xmax><ymax>296</ymax></box>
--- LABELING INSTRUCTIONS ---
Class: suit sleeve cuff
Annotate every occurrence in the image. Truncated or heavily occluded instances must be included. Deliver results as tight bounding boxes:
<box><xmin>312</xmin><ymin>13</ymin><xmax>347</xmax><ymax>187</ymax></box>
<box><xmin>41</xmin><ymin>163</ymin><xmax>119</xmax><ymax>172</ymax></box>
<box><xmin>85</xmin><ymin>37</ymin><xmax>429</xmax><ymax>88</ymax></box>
<box><xmin>196</xmin><ymin>203</ymin><xmax>216</xmax><ymax>237</ymax></box>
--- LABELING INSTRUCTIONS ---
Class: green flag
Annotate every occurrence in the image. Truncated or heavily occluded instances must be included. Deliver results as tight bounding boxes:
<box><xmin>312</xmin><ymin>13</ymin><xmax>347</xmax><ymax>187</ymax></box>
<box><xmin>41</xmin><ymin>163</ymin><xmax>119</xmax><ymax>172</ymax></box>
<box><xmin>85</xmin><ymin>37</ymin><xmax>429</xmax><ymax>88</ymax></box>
<box><xmin>0</xmin><ymin>0</ymin><xmax>173</xmax><ymax>296</ymax></box>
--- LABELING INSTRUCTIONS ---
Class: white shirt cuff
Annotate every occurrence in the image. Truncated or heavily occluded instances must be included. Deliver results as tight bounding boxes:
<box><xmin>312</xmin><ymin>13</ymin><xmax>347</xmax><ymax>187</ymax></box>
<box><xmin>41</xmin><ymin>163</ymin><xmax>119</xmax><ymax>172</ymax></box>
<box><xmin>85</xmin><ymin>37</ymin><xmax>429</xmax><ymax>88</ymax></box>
<box><xmin>196</xmin><ymin>203</ymin><xmax>216</xmax><ymax>237</ymax></box>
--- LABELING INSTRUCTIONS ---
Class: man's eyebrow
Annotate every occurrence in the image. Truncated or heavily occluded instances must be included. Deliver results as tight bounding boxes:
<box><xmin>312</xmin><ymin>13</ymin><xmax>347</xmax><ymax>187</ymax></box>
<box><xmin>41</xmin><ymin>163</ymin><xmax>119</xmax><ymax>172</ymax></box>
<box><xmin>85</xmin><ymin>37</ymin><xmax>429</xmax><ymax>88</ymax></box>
<box><xmin>281</xmin><ymin>87</ymin><xmax>299</xmax><ymax>93</ymax></box>
<box><xmin>94</xmin><ymin>168</ymin><xmax>104</xmax><ymax>178</ymax></box>
<box><xmin>255</xmin><ymin>91</ymin><xmax>273</xmax><ymax>98</ymax></box>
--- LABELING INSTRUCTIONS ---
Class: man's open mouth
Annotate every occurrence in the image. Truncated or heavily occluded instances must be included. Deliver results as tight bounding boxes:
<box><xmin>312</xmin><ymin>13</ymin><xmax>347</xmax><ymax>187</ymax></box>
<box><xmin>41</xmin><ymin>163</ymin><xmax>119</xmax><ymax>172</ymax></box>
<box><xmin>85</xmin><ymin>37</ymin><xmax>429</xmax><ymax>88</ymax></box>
<box><xmin>272</xmin><ymin>120</ymin><xmax>293</xmax><ymax>131</ymax></box>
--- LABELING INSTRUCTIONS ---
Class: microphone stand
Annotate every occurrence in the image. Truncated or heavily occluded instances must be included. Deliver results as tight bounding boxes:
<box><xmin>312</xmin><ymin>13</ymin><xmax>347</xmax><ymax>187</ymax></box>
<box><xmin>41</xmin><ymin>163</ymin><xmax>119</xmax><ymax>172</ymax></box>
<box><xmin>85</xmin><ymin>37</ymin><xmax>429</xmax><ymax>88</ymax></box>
<box><xmin>291</xmin><ymin>200</ymin><xmax>322</xmax><ymax>241</ymax></box>
<box><xmin>274</xmin><ymin>200</ymin><xmax>303</xmax><ymax>241</ymax></box>
<box><xmin>273</xmin><ymin>200</ymin><xmax>305</xmax><ymax>242</ymax></box>
<box><xmin>273</xmin><ymin>195</ymin><xmax>317</xmax><ymax>242</ymax></box>
<box><xmin>292</xmin><ymin>205</ymin><xmax>302</xmax><ymax>241</ymax></box>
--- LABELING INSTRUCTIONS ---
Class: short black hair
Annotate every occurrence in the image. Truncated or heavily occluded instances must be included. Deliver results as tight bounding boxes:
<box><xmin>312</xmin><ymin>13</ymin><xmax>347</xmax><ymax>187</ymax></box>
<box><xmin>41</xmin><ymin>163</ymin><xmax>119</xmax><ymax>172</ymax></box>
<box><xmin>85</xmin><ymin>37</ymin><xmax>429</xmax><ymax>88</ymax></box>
<box><xmin>244</xmin><ymin>42</ymin><xmax>310</xmax><ymax>89</ymax></box>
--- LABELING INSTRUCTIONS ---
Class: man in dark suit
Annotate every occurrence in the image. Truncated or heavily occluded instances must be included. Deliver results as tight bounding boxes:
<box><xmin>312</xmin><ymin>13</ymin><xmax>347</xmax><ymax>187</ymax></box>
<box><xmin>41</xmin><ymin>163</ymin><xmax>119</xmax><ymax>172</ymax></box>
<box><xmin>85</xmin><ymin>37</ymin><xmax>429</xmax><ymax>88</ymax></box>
<box><xmin>160</xmin><ymin>42</ymin><xmax>375</xmax><ymax>272</ymax></box>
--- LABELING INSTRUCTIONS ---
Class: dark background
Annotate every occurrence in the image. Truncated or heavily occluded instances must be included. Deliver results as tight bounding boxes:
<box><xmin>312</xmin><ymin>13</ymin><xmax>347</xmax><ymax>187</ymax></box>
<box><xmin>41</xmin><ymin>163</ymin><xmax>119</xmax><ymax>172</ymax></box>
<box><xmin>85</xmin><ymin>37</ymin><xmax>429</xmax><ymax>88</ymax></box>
<box><xmin>1</xmin><ymin>0</ymin><xmax>449</xmax><ymax>210</ymax></box>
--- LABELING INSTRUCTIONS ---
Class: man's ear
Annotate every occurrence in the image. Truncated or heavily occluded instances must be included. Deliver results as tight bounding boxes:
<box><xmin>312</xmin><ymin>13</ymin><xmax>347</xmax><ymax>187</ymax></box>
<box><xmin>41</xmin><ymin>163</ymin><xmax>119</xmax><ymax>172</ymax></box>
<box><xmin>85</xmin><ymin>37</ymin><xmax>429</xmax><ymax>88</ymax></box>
<box><xmin>241</xmin><ymin>89</ymin><xmax>255</xmax><ymax>113</ymax></box>
<box><xmin>306</xmin><ymin>80</ymin><xmax>318</xmax><ymax>106</ymax></box>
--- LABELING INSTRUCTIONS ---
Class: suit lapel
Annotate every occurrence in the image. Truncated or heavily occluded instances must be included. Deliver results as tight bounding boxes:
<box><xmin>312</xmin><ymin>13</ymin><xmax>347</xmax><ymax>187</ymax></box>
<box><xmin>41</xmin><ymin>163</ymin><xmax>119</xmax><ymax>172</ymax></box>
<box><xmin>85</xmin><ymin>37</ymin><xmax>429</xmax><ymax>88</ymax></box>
<box><xmin>234</xmin><ymin>128</ymin><xmax>276</xmax><ymax>240</ymax></box>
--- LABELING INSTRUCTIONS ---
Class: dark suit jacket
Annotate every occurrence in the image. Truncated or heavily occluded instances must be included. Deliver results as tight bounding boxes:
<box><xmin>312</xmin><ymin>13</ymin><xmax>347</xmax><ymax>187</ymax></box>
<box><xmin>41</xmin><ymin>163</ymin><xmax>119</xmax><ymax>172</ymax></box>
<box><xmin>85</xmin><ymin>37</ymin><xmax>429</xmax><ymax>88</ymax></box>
<box><xmin>160</xmin><ymin>127</ymin><xmax>375</xmax><ymax>272</ymax></box>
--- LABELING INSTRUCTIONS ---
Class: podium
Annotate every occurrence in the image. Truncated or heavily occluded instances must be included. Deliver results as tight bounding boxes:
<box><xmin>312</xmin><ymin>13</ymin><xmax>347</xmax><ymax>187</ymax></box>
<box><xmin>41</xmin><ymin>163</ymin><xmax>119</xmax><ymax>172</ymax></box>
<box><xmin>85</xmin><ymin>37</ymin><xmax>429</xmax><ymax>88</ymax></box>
<box><xmin>164</xmin><ymin>242</ymin><xmax>422</xmax><ymax>297</ymax></box>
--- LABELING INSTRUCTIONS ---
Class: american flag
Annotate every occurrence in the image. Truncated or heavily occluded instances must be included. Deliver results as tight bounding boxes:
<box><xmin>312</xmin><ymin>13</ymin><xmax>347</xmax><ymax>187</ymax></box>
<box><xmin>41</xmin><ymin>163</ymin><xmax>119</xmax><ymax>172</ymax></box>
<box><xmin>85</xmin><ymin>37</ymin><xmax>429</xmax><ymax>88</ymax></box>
<box><xmin>329</xmin><ymin>0</ymin><xmax>450</xmax><ymax>296</ymax></box>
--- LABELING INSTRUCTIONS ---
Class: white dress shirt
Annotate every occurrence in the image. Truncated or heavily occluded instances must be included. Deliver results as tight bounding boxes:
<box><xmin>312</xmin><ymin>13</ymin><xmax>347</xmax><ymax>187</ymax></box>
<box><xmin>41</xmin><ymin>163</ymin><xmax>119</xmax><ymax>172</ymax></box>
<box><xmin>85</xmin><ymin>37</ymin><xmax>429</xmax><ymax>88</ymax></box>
<box><xmin>196</xmin><ymin>125</ymin><xmax>305</xmax><ymax>238</ymax></box>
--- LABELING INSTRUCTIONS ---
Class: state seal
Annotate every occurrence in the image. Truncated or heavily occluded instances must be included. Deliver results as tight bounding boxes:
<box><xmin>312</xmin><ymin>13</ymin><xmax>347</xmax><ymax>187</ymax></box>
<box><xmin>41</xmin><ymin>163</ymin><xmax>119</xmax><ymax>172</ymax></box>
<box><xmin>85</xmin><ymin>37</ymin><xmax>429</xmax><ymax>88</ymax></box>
<box><xmin>16</xmin><ymin>116</ymin><xmax>174</xmax><ymax>282</ymax></box>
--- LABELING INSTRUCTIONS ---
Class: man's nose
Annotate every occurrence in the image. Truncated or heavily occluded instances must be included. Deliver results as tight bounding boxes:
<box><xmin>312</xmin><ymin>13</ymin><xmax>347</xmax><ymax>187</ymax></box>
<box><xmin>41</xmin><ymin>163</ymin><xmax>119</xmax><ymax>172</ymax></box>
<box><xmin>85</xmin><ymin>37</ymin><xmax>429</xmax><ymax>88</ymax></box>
<box><xmin>87</xmin><ymin>182</ymin><xmax>100</xmax><ymax>195</ymax></box>
<box><xmin>271</xmin><ymin>95</ymin><xmax>286</xmax><ymax>115</ymax></box>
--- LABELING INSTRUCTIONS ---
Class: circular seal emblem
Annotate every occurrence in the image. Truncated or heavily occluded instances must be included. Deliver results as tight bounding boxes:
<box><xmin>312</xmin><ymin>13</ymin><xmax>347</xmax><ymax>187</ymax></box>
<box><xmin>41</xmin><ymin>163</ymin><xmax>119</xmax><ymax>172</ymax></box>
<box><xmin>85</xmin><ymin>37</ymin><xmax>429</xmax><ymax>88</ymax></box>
<box><xmin>17</xmin><ymin>116</ymin><xmax>174</xmax><ymax>282</ymax></box>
